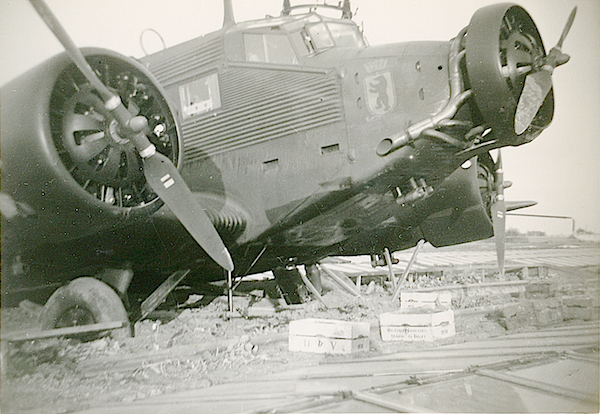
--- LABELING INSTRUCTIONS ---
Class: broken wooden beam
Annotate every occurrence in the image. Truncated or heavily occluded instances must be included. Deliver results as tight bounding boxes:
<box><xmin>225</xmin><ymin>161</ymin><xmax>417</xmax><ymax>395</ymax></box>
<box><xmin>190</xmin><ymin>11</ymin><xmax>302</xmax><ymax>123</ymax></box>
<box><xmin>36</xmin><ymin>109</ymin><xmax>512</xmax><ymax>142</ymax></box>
<box><xmin>140</xmin><ymin>269</ymin><xmax>191</xmax><ymax>320</ymax></box>
<box><xmin>1</xmin><ymin>321</ymin><xmax>125</xmax><ymax>343</ymax></box>
<box><xmin>318</xmin><ymin>264</ymin><xmax>362</xmax><ymax>297</ymax></box>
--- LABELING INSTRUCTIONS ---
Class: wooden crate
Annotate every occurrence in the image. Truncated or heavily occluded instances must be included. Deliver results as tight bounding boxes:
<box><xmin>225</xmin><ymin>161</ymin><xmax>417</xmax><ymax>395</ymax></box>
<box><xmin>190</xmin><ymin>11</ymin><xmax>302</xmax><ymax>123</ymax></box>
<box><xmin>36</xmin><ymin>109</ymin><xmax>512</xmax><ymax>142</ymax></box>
<box><xmin>289</xmin><ymin>318</ymin><xmax>370</xmax><ymax>354</ymax></box>
<box><xmin>380</xmin><ymin>309</ymin><xmax>455</xmax><ymax>342</ymax></box>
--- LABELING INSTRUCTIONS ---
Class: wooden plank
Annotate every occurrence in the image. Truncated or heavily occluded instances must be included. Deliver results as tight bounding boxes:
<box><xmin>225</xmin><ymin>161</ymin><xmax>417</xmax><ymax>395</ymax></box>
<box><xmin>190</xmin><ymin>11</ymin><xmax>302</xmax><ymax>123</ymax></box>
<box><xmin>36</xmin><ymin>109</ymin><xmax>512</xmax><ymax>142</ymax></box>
<box><xmin>383</xmin><ymin>247</ymin><xmax>397</xmax><ymax>289</ymax></box>
<box><xmin>80</xmin><ymin>332</ymin><xmax>289</xmax><ymax>376</ymax></box>
<box><xmin>391</xmin><ymin>239</ymin><xmax>425</xmax><ymax>303</ymax></box>
<box><xmin>318</xmin><ymin>265</ymin><xmax>361</xmax><ymax>297</ymax></box>
<box><xmin>1</xmin><ymin>321</ymin><xmax>124</xmax><ymax>342</ymax></box>
<box><xmin>298</xmin><ymin>270</ymin><xmax>329</xmax><ymax>308</ymax></box>
<box><xmin>140</xmin><ymin>269</ymin><xmax>190</xmax><ymax>320</ymax></box>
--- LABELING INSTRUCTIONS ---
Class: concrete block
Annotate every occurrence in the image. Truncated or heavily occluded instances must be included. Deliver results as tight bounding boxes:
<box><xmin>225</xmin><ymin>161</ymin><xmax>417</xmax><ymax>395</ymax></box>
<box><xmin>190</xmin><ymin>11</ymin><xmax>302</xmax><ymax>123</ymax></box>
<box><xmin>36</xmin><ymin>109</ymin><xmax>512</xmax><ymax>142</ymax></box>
<box><xmin>526</xmin><ymin>283</ymin><xmax>551</xmax><ymax>298</ymax></box>
<box><xmin>562</xmin><ymin>306</ymin><xmax>597</xmax><ymax>321</ymax></box>
<box><xmin>535</xmin><ymin>308</ymin><xmax>563</xmax><ymax>326</ymax></box>
<box><xmin>501</xmin><ymin>301</ymin><xmax>536</xmax><ymax>330</ymax></box>
<box><xmin>532</xmin><ymin>298</ymin><xmax>561</xmax><ymax>311</ymax></box>
<box><xmin>501</xmin><ymin>301</ymin><xmax>534</xmax><ymax>318</ymax></box>
<box><xmin>562</xmin><ymin>296</ymin><xmax>594</xmax><ymax>308</ymax></box>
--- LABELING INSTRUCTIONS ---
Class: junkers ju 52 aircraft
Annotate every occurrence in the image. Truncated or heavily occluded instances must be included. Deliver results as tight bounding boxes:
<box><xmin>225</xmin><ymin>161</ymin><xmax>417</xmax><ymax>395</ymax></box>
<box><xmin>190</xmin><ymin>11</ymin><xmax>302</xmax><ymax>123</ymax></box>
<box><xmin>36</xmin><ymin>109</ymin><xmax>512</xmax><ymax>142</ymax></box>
<box><xmin>1</xmin><ymin>0</ymin><xmax>575</xmax><ymax>336</ymax></box>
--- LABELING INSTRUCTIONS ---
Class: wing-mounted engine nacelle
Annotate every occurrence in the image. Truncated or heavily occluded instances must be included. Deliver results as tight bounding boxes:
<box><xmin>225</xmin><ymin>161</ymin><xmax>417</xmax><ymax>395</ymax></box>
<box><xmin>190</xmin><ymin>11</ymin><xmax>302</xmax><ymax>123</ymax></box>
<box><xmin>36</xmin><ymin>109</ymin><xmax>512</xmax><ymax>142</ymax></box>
<box><xmin>376</xmin><ymin>4</ymin><xmax>556</xmax><ymax>158</ymax></box>
<box><xmin>418</xmin><ymin>156</ymin><xmax>496</xmax><ymax>247</ymax></box>
<box><xmin>1</xmin><ymin>48</ymin><xmax>181</xmax><ymax>245</ymax></box>
<box><xmin>465</xmin><ymin>3</ymin><xmax>554</xmax><ymax>146</ymax></box>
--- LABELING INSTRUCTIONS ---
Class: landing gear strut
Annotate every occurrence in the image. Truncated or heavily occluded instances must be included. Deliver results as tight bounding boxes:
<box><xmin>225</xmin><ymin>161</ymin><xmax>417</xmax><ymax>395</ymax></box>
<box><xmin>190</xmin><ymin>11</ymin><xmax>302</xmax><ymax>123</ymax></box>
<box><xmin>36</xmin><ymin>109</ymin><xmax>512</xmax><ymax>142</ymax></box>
<box><xmin>273</xmin><ymin>266</ymin><xmax>310</xmax><ymax>304</ymax></box>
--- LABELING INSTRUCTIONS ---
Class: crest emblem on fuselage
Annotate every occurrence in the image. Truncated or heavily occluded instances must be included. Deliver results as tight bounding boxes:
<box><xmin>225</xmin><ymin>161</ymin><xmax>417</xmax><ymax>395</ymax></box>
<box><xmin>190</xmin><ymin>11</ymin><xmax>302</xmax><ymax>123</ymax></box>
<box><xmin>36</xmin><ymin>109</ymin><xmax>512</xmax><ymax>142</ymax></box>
<box><xmin>365</xmin><ymin>71</ymin><xmax>395</xmax><ymax>115</ymax></box>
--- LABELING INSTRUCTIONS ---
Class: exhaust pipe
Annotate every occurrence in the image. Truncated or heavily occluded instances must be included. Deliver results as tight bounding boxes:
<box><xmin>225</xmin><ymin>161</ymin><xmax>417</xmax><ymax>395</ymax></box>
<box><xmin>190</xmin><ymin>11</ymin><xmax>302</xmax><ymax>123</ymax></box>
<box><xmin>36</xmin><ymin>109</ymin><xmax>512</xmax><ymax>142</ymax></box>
<box><xmin>377</xmin><ymin>28</ymin><xmax>471</xmax><ymax>156</ymax></box>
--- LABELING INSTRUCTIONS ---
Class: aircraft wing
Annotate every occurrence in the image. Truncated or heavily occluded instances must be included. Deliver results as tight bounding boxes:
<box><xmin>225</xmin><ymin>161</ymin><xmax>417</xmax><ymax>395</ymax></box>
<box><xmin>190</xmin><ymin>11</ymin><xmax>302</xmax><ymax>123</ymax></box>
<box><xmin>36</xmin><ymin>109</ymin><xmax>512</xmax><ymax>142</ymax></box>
<box><xmin>506</xmin><ymin>201</ymin><xmax>537</xmax><ymax>212</ymax></box>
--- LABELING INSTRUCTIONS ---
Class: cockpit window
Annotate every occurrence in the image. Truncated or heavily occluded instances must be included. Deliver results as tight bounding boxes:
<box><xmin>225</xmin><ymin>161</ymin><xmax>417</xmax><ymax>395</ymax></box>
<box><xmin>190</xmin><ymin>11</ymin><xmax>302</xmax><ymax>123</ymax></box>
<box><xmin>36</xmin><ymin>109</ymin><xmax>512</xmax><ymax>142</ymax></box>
<box><xmin>241</xmin><ymin>17</ymin><xmax>365</xmax><ymax>64</ymax></box>
<box><xmin>327</xmin><ymin>22</ymin><xmax>366</xmax><ymax>48</ymax></box>
<box><xmin>307</xmin><ymin>22</ymin><xmax>335</xmax><ymax>49</ymax></box>
<box><xmin>244</xmin><ymin>33</ymin><xmax>298</xmax><ymax>65</ymax></box>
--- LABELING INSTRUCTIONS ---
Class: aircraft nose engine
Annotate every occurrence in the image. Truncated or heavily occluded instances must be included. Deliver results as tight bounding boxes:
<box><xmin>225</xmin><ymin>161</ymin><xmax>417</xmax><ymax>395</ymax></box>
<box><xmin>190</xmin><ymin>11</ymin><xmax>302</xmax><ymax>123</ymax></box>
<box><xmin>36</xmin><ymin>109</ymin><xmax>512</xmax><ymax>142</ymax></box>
<box><xmin>1</xmin><ymin>48</ymin><xmax>180</xmax><ymax>236</ymax></box>
<box><xmin>465</xmin><ymin>3</ymin><xmax>554</xmax><ymax>145</ymax></box>
<box><xmin>51</xmin><ymin>51</ymin><xmax>181</xmax><ymax>209</ymax></box>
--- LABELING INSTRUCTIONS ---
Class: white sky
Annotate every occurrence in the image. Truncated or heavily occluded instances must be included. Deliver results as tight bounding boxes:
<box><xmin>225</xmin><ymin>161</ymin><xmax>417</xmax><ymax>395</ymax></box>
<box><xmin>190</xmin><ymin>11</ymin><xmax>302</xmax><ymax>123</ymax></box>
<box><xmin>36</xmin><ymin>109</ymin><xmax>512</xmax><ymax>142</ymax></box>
<box><xmin>1</xmin><ymin>0</ymin><xmax>598</xmax><ymax>235</ymax></box>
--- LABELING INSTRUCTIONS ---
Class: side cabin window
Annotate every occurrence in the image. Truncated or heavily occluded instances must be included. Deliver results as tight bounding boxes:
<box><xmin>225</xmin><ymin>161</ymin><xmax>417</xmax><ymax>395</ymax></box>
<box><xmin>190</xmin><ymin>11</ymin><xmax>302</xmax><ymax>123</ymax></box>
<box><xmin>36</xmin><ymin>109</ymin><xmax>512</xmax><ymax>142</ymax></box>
<box><xmin>179</xmin><ymin>73</ymin><xmax>221</xmax><ymax>118</ymax></box>
<box><xmin>244</xmin><ymin>32</ymin><xmax>298</xmax><ymax>65</ymax></box>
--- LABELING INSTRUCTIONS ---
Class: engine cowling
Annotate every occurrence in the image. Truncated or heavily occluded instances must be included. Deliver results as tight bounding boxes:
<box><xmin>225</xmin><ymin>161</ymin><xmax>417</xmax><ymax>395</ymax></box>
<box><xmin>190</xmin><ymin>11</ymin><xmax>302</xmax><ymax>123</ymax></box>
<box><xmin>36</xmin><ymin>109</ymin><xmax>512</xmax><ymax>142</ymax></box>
<box><xmin>418</xmin><ymin>156</ymin><xmax>495</xmax><ymax>247</ymax></box>
<box><xmin>1</xmin><ymin>48</ymin><xmax>181</xmax><ymax>246</ymax></box>
<box><xmin>465</xmin><ymin>3</ymin><xmax>554</xmax><ymax>145</ymax></box>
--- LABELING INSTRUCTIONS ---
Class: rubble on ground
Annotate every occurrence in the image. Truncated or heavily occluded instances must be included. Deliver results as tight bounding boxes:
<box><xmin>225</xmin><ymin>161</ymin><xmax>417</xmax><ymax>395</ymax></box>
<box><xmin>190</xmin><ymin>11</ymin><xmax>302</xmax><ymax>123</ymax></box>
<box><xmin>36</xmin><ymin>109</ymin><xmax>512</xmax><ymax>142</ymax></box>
<box><xmin>1</xmin><ymin>262</ymin><xmax>598</xmax><ymax>414</ymax></box>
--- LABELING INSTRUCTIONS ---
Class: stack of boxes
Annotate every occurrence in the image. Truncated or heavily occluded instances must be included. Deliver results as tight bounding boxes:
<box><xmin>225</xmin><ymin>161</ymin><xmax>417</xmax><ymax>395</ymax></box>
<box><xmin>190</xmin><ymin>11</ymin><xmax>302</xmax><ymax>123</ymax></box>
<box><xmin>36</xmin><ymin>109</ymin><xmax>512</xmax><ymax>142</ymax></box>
<box><xmin>380</xmin><ymin>292</ymin><xmax>455</xmax><ymax>341</ymax></box>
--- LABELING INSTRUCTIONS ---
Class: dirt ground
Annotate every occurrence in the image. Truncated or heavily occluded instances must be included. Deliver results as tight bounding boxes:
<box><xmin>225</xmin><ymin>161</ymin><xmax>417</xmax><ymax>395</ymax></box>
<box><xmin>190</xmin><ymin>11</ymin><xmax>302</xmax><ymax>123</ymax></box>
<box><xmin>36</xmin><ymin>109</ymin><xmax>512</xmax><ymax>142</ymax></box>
<box><xmin>1</xmin><ymin>245</ymin><xmax>598</xmax><ymax>414</ymax></box>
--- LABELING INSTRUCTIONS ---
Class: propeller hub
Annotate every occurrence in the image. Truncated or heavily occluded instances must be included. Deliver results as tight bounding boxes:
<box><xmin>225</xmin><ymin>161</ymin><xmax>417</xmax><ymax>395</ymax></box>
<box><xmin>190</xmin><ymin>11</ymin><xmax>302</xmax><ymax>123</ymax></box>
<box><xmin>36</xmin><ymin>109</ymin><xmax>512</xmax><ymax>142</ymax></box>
<box><xmin>107</xmin><ymin>118</ymin><xmax>130</xmax><ymax>145</ymax></box>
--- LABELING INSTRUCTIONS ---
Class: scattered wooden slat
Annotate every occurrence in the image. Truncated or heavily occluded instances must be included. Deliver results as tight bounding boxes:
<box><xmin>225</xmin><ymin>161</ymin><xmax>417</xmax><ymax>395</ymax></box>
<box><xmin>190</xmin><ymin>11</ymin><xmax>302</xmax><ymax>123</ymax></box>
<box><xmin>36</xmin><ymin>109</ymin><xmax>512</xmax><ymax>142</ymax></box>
<box><xmin>140</xmin><ymin>269</ymin><xmax>190</xmax><ymax>320</ymax></box>
<box><xmin>391</xmin><ymin>239</ymin><xmax>425</xmax><ymax>302</ymax></box>
<box><xmin>318</xmin><ymin>265</ymin><xmax>361</xmax><ymax>297</ymax></box>
<box><xmin>383</xmin><ymin>247</ymin><xmax>397</xmax><ymax>289</ymax></box>
<box><xmin>1</xmin><ymin>321</ymin><xmax>125</xmax><ymax>342</ymax></box>
<box><xmin>298</xmin><ymin>271</ymin><xmax>329</xmax><ymax>308</ymax></box>
<box><xmin>80</xmin><ymin>332</ymin><xmax>288</xmax><ymax>376</ymax></box>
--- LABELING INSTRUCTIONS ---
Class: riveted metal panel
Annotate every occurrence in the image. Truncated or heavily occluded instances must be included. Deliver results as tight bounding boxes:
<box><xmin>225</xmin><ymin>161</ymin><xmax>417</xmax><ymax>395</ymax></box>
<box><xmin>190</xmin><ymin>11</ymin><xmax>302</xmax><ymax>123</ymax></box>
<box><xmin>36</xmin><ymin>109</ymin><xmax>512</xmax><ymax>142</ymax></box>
<box><xmin>145</xmin><ymin>37</ymin><xmax>224</xmax><ymax>86</ymax></box>
<box><xmin>181</xmin><ymin>66</ymin><xmax>344</xmax><ymax>163</ymax></box>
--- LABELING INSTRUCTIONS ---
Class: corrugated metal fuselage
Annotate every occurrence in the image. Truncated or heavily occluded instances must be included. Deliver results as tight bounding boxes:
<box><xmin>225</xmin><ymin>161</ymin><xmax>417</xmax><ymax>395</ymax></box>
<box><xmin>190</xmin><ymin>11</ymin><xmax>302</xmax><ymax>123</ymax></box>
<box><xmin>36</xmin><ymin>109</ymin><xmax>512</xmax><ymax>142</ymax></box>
<box><xmin>134</xmin><ymin>21</ymin><xmax>492</xmax><ymax>273</ymax></box>
<box><xmin>1</xmin><ymin>14</ymin><xmax>494</xmax><ymax>303</ymax></box>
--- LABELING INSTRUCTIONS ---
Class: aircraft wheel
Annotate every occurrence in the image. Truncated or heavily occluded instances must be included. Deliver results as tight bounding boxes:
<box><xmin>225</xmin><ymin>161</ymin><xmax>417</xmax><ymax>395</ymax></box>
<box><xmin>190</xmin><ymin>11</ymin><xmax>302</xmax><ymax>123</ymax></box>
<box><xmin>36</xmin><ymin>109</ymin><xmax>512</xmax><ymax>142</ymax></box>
<box><xmin>465</xmin><ymin>3</ymin><xmax>553</xmax><ymax>143</ymax></box>
<box><xmin>40</xmin><ymin>277</ymin><xmax>131</xmax><ymax>341</ymax></box>
<box><xmin>273</xmin><ymin>267</ymin><xmax>310</xmax><ymax>305</ymax></box>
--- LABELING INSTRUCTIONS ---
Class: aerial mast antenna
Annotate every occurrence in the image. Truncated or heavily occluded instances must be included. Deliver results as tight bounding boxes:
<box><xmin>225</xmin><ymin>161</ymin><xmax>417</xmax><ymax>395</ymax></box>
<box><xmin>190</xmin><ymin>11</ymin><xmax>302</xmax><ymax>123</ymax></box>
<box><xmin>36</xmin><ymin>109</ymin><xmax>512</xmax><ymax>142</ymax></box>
<box><xmin>223</xmin><ymin>0</ymin><xmax>235</xmax><ymax>28</ymax></box>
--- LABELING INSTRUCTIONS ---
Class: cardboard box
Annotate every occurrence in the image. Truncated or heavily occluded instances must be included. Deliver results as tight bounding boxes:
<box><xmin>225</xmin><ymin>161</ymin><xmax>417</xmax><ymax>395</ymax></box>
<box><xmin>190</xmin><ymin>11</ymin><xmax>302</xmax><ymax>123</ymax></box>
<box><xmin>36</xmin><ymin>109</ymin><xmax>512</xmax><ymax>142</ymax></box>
<box><xmin>380</xmin><ymin>308</ymin><xmax>455</xmax><ymax>342</ymax></box>
<box><xmin>289</xmin><ymin>318</ymin><xmax>370</xmax><ymax>354</ymax></box>
<box><xmin>400</xmin><ymin>291</ymin><xmax>451</xmax><ymax>310</ymax></box>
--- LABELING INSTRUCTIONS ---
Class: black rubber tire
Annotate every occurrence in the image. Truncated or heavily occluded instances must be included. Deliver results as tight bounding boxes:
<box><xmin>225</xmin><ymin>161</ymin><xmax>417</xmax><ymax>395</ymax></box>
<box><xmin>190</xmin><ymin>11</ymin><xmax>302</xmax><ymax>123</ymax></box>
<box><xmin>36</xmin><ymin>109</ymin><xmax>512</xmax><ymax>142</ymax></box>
<box><xmin>40</xmin><ymin>277</ymin><xmax>131</xmax><ymax>341</ymax></box>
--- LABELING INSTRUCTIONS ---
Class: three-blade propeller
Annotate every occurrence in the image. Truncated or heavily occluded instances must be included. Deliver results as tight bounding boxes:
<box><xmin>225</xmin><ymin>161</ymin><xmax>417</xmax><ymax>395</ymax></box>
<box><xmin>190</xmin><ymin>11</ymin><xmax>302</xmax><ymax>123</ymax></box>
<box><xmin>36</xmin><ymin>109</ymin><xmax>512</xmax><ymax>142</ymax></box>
<box><xmin>29</xmin><ymin>0</ymin><xmax>234</xmax><ymax>272</ymax></box>
<box><xmin>491</xmin><ymin>151</ymin><xmax>506</xmax><ymax>278</ymax></box>
<box><xmin>514</xmin><ymin>7</ymin><xmax>577</xmax><ymax>135</ymax></box>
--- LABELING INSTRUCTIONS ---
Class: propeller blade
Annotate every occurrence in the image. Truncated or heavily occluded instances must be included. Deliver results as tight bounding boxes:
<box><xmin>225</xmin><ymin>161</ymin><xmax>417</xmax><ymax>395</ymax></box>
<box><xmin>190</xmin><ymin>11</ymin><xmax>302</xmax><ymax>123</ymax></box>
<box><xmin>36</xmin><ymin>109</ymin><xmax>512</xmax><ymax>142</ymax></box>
<box><xmin>514</xmin><ymin>6</ymin><xmax>577</xmax><ymax>135</ymax></box>
<box><xmin>491</xmin><ymin>151</ymin><xmax>506</xmax><ymax>278</ymax></box>
<box><xmin>491</xmin><ymin>199</ymin><xmax>506</xmax><ymax>278</ymax></box>
<box><xmin>514</xmin><ymin>71</ymin><xmax>552</xmax><ymax>135</ymax></box>
<box><xmin>556</xmin><ymin>6</ymin><xmax>577</xmax><ymax>49</ymax></box>
<box><xmin>29</xmin><ymin>0</ymin><xmax>234</xmax><ymax>271</ymax></box>
<box><xmin>143</xmin><ymin>153</ymin><xmax>234</xmax><ymax>271</ymax></box>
